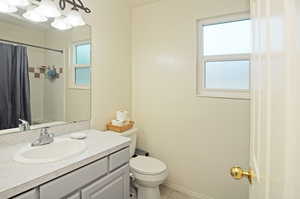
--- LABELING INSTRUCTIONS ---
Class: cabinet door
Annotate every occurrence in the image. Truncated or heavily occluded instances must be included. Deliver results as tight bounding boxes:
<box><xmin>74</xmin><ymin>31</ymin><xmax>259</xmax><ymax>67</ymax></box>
<box><xmin>40</xmin><ymin>158</ymin><xmax>107</xmax><ymax>199</ymax></box>
<box><xmin>82</xmin><ymin>165</ymin><xmax>129</xmax><ymax>199</ymax></box>
<box><xmin>66</xmin><ymin>192</ymin><xmax>81</xmax><ymax>199</ymax></box>
<box><xmin>12</xmin><ymin>189</ymin><xmax>39</xmax><ymax>199</ymax></box>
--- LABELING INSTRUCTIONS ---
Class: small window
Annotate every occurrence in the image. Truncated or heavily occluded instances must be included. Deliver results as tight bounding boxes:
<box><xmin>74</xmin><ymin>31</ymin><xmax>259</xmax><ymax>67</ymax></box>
<box><xmin>205</xmin><ymin>60</ymin><xmax>250</xmax><ymax>90</ymax></box>
<box><xmin>197</xmin><ymin>13</ymin><xmax>251</xmax><ymax>99</ymax></box>
<box><xmin>75</xmin><ymin>43</ymin><xmax>91</xmax><ymax>65</ymax></box>
<box><xmin>75</xmin><ymin>67</ymin><xmax>91</xmax><ymax>86</ymax></box>
<box><xmin>72</xmin><ymin>42</ymin><xmax>91</xmax><ymax>88</ymax></box>
<box><xmin>203</xmin><ymin>20</ymin><xmax>251</xmax><ymax>56</ymax></box>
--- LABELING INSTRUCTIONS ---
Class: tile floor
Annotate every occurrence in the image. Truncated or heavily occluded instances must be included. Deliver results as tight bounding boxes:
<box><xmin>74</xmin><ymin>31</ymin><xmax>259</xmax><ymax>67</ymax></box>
<box><xmin>161</xmin><ymin>185</ymin><xmax>197</xmax><ymax>199</ymax></box>
<box><xmin>131</xmin><ymin>185</ymin><xmax>197</xmax><ymax>199</ymax></box>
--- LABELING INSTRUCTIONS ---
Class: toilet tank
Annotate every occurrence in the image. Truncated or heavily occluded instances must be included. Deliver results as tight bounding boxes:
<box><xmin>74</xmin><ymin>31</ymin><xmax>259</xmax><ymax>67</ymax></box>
<box><xmin>109</xmin><ymin>128</ymin><xmax>138</xmax><ymax>157</ymax></box>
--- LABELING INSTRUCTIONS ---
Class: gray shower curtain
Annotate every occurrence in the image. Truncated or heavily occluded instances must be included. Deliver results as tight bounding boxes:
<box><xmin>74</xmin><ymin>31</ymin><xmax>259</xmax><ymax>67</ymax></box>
<box><xmin>0</xmin><ymin>43</ymin><xmax>31</xmax><ymax>130</ymax></box>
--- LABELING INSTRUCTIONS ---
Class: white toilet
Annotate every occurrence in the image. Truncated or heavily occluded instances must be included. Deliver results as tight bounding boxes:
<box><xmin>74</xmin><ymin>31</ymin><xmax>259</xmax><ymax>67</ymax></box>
<box><xmin>109</xmin><ymin>128</ymin><xmax>168</xmax><ymax>199</ymax></box>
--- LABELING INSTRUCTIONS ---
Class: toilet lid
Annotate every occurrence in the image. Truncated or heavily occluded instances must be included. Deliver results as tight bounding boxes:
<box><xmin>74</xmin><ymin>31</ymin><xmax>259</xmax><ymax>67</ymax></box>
<box><xmin>130</xmin><ymin>156</ymin><xmax>167</xmax><ymax>175</ymax></box>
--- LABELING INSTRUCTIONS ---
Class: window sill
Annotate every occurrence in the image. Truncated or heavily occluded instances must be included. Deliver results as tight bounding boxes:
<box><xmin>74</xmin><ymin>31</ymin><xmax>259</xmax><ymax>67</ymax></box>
<box><xmin>68</xmin><ymin>86</ymin><xmax>91</xmax><ymax>90</ymax></box>
<box><xmin>197</xmin><ymin>89</ymin><xmax>250</xmax><ymax>100</ymax></box>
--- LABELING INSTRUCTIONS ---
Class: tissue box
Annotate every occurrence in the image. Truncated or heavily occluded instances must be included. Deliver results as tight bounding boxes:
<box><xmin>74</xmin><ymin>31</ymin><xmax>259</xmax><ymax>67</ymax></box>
<box><xmin>106</xmin><ymin>121</ymin><xmax>135</xmax><ymax>133</ymax></box>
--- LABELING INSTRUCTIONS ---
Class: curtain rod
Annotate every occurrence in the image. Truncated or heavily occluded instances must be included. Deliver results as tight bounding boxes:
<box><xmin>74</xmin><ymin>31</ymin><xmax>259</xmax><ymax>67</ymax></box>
<box><xmin>0</xmin><ymin>39</ymin><xmax>64</xmax><ymax>54</ymax></box>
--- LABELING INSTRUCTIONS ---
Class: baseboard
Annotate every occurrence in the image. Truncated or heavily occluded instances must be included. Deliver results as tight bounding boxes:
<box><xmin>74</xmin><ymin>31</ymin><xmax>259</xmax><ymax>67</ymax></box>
<box><xmin>163</xmin><ymin>182</ymin><xmax>215</xmax><ymax>199</ymax></box>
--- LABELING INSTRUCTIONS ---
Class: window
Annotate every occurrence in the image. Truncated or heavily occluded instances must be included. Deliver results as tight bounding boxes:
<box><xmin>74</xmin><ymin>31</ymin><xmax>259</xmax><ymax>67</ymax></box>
<box><xmin>72</xmin><ymin>41</ymin><xmax>91</xmax><ymax>88</ymax></box>
<box><xmin>197</xmin><ymin>13</ymin><xmax>251</xmax><ymax>99</ymax></box>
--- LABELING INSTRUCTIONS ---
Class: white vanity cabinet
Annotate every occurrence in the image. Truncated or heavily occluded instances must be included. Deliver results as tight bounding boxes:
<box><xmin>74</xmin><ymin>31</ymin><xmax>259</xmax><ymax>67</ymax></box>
<box><xmin>12</xmin><ymin>189</ymin><xmax>39</xmax><ymax>199</ymax></box>
<box><xmin>81</xmin><ymin>165</ymin><xmax>129</xmax><ymax>199</ymax></box>
<box><xmin>66</xmin><ymin>192</ymin><xmax>81</xmax><ymax>199</ymax></box>
<box><xmin>40</xmin><ymin>157</ymin><xmax>108</xmax><ymax>199</ymax></box>
<box><xmin>11</xmin><ymin>148</ymin><xmax>130</xmax><ymax>199</ymax></box>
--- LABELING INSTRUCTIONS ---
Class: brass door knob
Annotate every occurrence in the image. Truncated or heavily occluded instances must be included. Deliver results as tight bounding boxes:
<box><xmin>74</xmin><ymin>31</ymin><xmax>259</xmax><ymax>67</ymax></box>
<box><xmin>230</xmin><ymin>166</ymin><xmax>255</xmax><ymax>184</ymax></box>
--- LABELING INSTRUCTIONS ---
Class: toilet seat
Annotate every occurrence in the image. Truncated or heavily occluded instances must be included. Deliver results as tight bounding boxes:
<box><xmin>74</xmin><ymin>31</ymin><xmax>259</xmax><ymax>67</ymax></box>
<box><xmin>130</xmin><ymin>156</ymin><xmax>167</xmax><ymax>175</ymax></box>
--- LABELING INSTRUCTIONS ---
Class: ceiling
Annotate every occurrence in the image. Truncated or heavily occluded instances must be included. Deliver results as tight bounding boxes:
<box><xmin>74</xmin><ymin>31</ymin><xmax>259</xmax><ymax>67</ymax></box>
<box><xmin>130</xmin><ymin>0</ymin><xmax>161</xmax><ymax>7</ymax></box>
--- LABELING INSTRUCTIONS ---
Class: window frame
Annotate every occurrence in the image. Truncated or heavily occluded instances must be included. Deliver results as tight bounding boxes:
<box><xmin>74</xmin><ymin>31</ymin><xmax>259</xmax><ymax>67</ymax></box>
<box><xmin>197</xmin><ymin>13</ymin><xmax>251</xmax><ymax>99</ymax></box>
<box><xmin>71</xmin><ymin>40</ymin><xmax>91</xmax><ymax>90</ymax></box>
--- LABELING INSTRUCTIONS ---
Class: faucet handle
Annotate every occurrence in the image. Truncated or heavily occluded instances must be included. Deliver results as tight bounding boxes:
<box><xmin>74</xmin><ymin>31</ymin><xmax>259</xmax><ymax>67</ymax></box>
<box><xmin>19</xmin><ymin>119</ymin><xmax>30</xmax><ymax>131</ymax></box>
<box><xmin>19</xmin><ymin>119</ymin><xmax>26</xmax><ymax>124</ymax></box>
<box><xmin>32</xmin><ymin>127</ymin><xmax>54</xmax><ymax>147</ymax></box>
<box><xmin>40</xmin><ymin>127</ymin><xmax>50</xmax><ymax>135</ymax></box>
<box><xmin>40</xmin><ymin>127</ymin><xmax>54</xmax><ymax>139</ymax></box>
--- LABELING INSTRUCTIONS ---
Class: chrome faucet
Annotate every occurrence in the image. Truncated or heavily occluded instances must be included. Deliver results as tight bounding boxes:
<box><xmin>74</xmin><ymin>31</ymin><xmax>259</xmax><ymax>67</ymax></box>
<box><xmin>19</xmin><ymin>119</ymin><xmax>30</xmax><ymax>131</ymax></box>
<box><xmin>31</xmin><ymin>127</ymin><xmax>54</xmax><ymax>147</ymax></box>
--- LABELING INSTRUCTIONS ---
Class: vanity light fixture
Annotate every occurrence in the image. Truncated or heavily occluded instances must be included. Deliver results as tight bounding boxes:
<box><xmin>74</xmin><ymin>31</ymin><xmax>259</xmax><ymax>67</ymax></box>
<box><xmin>35</xmin><ymin>0</ymin><xmax>61</xmax><ymax>18</ymax></box>
<box><xmin>0</xmin><ymin>0</ymin><xmax>91</xmax><ymax>30</ymax></box>
<box><xmin>65</xmin><ymin>9</ymin><xmax>85</xmax><ymax>27</ymax></box>
<box><xmin>23</xmin><ymin>6</ymin><xmax>48</xmax><ymax>22</ymax></box>
<box><xmin>0</xmin><ymin>0</ymin><xmax>18</xmax><ymax>13</ymax></box>
<box><xmin>59</xmin><ymin>0</ymin><xmax>91</xmax><ymax>14</ymax></box>
<box><xmin>51</xmin><ymin>16</ymin><xmax>72</xmax><ymax>30</ymax></box>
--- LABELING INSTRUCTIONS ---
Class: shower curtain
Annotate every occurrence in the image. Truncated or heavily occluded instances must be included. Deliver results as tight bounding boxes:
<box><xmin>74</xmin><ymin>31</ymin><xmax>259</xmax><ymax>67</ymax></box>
<box><xmin>0</xmin><ymin>43</ymin><xmax>31</xmax><ymax>130</ymax></box>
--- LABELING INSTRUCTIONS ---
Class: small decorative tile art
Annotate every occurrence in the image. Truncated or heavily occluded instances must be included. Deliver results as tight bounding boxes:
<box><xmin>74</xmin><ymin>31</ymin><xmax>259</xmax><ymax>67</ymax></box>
<box><xmin>29</xmin><ymin>66</ymin><xmax>64</xmax><ymax>79</ymax></box>
<box><xmin>34</xmin><ymin>73</ymin><xmax>40</xmax><ymax>78</ymax></box>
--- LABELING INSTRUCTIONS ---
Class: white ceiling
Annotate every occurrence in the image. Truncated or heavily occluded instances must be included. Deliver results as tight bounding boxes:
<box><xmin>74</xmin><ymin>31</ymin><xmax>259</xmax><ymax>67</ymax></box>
<box><xmin>130</xmin><ymin>0</ymin><xmax>161</xmax><ymax>7</ymax></box>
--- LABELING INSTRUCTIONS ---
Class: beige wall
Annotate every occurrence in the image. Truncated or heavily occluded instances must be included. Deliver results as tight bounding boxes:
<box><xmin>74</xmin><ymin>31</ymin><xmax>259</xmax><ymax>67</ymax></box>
<box><xmin>132</xmin><ymin>0</ymin><xmax>250</xmax><ymax>199</ymax></box>
<box><xmin>0</xmin><ymin>21</ymin><xmax>45</xmax><ymax>46</ymax></box>
<box><xmin>45</xmin><ymin>26</ymin><xmax>92</xmax><ymax>122</ymax></box>
<box><xmin>84</xmin><ymin>0</ymin><xmax>132</xmax><ymax>130</ymax></box>
<box><xmin>44</xmin><ymin>30</ymin><xmax>66</xmax><ymax>122</ymax></box>
<box><xmin>43</xmin><ymin>26</ymin><xmax>92</xmax><ymax>123</ymax></box>
<box><xmin>0</xmin><ymin>21</ymin><xmax>46</xmax><ymax>123</ymax></box>
<box><xmin>0</xmin><ymin>20</ymin><xmax>67</xmax><ymax>123</ymax></box>
<box><xmin>66</xmin><ymin>26</ymin><xmax>91</xmax><ymax>122</ymax></box>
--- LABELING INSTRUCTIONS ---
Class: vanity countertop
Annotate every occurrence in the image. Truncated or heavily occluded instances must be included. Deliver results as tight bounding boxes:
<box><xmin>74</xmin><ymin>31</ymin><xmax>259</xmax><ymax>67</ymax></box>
<box><xmin>0</xmin><ymin>129</ymin><xmax>130</xmax><ymax>198</ymax></box>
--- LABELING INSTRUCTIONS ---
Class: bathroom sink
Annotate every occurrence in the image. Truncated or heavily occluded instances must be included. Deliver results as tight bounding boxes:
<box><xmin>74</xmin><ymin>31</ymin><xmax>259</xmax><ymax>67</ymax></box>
<box><xmin>14</xmin><ymin>138</ymin><xmax>87</xmax><ymax>164</ymax></box>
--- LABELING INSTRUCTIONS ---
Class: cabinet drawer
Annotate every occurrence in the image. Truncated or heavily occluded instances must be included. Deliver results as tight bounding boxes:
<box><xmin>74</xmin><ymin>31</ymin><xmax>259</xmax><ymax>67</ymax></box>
<box><xmin>109</xmin><ymin>148</ymin><xmax>130</xmax><ymax>171</ymax></box>
<box><xmin>81</xmin><ymin>165</ymin><xmax>130</xmax><ymax>199</ymax></box>
<box><xmin>40</xmin><ymin>158</ymin><xmax>108</xmax><ymax>199</ymax></box>
<box><xmin>12</xmin><ymin>189</ymin><xmax>38</xmax><ymax>199</ymax></box>
<box><xmin>66</xmin><ymin>192</ymin><xmax>80</xmax><ymax>199</ymax></box>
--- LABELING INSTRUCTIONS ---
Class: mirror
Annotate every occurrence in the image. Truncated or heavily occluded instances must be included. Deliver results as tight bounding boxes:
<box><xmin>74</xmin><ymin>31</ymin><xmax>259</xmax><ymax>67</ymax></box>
<box><xmin>0</xmin><ymin>14</ymin><xmax>91</xmax><ymax>134</ymax></box>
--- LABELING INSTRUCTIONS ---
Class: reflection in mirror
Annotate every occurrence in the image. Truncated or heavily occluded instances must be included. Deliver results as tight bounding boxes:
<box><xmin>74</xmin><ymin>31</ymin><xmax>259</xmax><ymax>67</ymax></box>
<box><xmin>0</xmin><ymin>15</ymin><xmax>91</xmax><ymax>134</ymax></box>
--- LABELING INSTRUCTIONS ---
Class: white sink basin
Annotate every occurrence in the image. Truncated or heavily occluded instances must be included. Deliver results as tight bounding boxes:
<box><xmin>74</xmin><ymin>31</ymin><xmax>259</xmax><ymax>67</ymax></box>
<box><xmin>14</xmin><ymin>138</ymin><xmax>87</xmax><ymax>164</ymax></box>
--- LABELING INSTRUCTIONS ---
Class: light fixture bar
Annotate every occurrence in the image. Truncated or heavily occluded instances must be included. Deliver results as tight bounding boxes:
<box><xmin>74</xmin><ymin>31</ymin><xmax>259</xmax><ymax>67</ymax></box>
<box><xmin>61</xmin><ymin>0</ymin><xmax>91</xmax><ymax>13</ymax></box>
<box><xmin>35</xmin><ymin>0</ymin><xmax>91</xmax><ymax>13</ymax></box>
<box><xmin>59</xmin><ymin>0</ymin><xmax>91</xmax><ymax>13</ymax></box>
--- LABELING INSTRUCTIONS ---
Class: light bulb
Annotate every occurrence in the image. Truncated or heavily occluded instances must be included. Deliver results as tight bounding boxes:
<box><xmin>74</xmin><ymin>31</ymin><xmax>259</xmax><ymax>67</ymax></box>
<box><xmin>51</xmin><ymin>17</ymin><xmax>72</xmax><ymax>31</ymax></box>
<box><xmin>65</xmin><ymin>9</ymin><xmax>85</xmax><ymax>27</ymax></box>
<box><xmin>0</xmin><ymin>0</ymin><xmax>17</xmax><ymax>13</ymax></box>
<box><xmin>23</xmin><ymin>6</ymin><xmax>48</xmax><ymax>22</ymax></box>
<box><xmin>36</xmin><ymin>0</ymin><xmax>61</xmax><ymax>18</ymax></box>
<box><xmin>9</xmin><ymin>0</ymin><xmax>30</xmax><ymax>7</ymax></box>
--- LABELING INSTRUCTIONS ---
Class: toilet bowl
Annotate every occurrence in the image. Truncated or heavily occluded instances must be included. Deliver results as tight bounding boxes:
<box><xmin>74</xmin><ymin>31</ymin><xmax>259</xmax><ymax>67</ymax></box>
<box><xmin>130</xmin><ymin>156</ymin><xmax>168</xmax><ymax>199</ymax></box>
<box><xmin>107</xmin><ymin>128</ymin><xmax>168</xmax><ymax>199</ymax></box>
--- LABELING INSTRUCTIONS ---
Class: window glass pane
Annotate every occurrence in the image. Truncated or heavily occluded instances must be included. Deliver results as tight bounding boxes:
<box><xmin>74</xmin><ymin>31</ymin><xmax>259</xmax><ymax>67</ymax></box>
<box><xmin>75</xmin><ymin>67</ymin><xmax>90</xmax><ymax>86</ymax></box>
<box><xmin>205</xmin><ymin>60</ymin><xmax>250</xmax><ymax>90</ymax></box>
<box><xmin>203</xmin><ymin>20</ymin><xmax>251</xmax><ymax>56</ymax></box>
<box><xmin>75</xmin><ymin>43</ymin><xmax>91</xmax><ymax>65</ymax></box>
